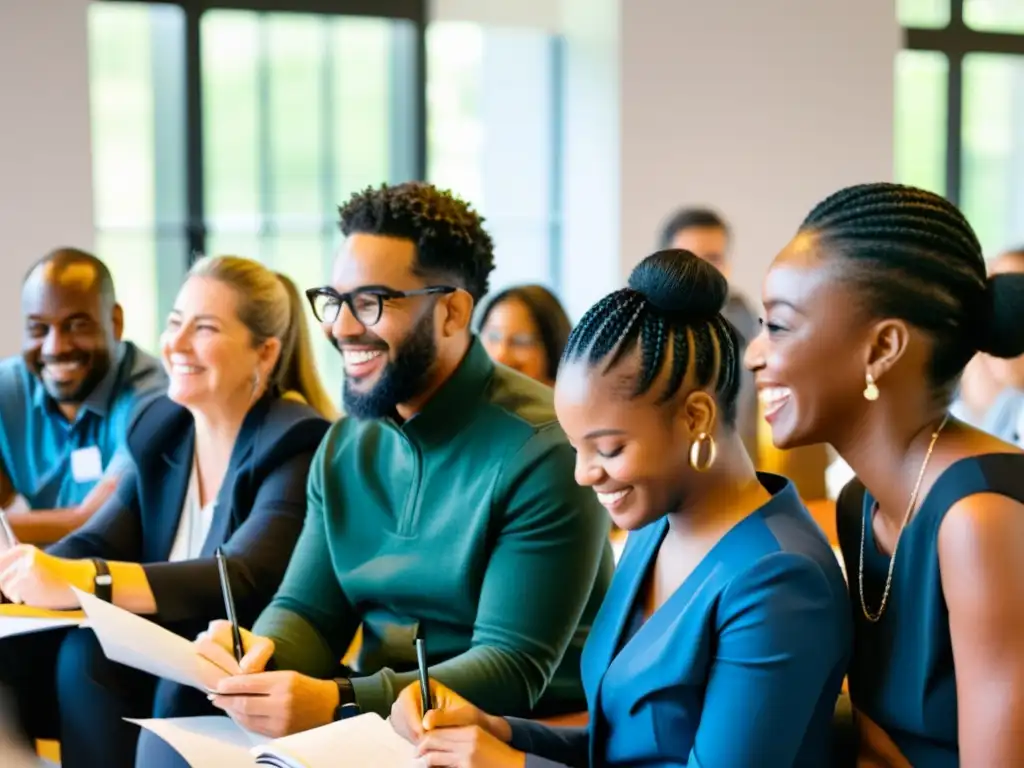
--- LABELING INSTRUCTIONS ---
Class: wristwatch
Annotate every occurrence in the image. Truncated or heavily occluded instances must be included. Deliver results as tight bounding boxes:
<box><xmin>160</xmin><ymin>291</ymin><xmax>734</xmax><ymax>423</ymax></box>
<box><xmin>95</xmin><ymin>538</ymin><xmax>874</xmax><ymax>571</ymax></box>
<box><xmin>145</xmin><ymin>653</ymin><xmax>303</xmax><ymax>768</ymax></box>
<box><xmin>90</xmin><ymin>558</ymin><xmax>112</xmax><ymax>602</ymax></box>
<box><xmin>333</xmin><ymin>678</ymin><xmax>360</xmax><ymax>721</ymax></box>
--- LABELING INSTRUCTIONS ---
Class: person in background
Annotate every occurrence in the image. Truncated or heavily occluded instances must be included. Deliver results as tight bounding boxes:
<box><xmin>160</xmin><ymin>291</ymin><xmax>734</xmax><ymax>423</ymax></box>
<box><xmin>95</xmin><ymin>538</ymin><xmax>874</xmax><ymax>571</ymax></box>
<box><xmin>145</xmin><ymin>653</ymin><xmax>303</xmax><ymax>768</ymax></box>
<box><xmin>186</xmin><ymin>182</ymin><xmax>612</xmax><ymax>749</ymax></box>
<box><xmin>951</xmin><ymin>246</ymin><xmax>1024</xmax><ymax>443</ymax></box>
<box><xmin>393</xmin><ymin>249</ymin><xmax>851</xmax><ymax>767</ymax></box>
<box><xmin>660</xmin><ymin>208</ymin><xmax>759</xmax><ymax>462</ymax></box>
<box><xmin>477</xmin><ymin>284</ymin><xmax>571</xmax><ymax>386</ymax></box>
<box><xmin>746</xmin><ymin>182</ymin><xmax>1024</xmax><ymax>766</ymax></box>
<box><xmin>0</xmin><ymin>248</ymin><xmax>167</xmax><ymax>543</ymax></box>
<box><xmin>0</xmin><ymin>256</ymin><xmax>332</xmax><ymax>768</ymax></box>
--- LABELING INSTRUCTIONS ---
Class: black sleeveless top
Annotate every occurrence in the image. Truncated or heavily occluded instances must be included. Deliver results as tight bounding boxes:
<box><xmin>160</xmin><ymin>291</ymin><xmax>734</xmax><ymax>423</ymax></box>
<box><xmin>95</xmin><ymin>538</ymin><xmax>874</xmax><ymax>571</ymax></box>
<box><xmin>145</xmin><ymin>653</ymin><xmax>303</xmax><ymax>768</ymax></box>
<box><xmin>836</xmin><ymin>453</ymin><xmax>1024</xmax><ymax>767</ymax></box>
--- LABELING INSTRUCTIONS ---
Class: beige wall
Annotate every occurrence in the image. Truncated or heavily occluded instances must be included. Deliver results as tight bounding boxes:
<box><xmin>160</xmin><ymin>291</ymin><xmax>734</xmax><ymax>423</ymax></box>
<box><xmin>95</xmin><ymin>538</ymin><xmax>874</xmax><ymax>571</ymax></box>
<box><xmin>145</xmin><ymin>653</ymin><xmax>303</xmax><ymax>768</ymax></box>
<box><xmin>0</xmin><ymin>0</ymin><xmax>95</xmax><ymax>357</ymax></box>
<box><xmin>430</xmin><ymin>0</ymin><xmax>899</xmax><ymax>319</ymax></box>
<box><xmin>616</xmin><ymin>0</ymin><xmax>899</xmax><ymax>306</ymax></box>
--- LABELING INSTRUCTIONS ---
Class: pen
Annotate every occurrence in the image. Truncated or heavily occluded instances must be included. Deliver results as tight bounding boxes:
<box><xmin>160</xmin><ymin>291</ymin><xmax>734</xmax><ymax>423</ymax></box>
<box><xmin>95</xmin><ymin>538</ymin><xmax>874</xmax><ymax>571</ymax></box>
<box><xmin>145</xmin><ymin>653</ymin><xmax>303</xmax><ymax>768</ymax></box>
<box><xmin>215</xmin><ymin>547</ymin><xmax>245</xmax><ymax>665</ymax></box>
<box><xmin>415</xmin><ymin>626</ymin><xmax>433</xmax><ymax>714</ymax></box>
<box><xmin>0</xmin><ymin>511</ymin><xmax>17</xmax><ymax>548</ymax></box>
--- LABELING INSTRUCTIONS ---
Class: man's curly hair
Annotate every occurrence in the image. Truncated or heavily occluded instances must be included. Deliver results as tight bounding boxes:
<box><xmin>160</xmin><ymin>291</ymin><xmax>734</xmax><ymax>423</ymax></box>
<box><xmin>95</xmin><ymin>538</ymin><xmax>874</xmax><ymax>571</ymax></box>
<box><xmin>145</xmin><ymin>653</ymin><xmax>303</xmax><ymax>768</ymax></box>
<box><xmin>338</xmin><ymin>182</ymin><xmax>495</xmax><ymax>302</ymax></box>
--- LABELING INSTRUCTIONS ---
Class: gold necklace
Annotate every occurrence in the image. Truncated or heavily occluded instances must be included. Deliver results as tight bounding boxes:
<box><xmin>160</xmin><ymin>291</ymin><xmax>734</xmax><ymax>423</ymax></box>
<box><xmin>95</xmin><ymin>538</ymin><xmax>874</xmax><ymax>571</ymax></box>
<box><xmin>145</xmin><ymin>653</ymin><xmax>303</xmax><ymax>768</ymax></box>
<box><xmin>858</xmin><ymin>414</ymin><xmax>949</xmax><ymax>623</ymax></box>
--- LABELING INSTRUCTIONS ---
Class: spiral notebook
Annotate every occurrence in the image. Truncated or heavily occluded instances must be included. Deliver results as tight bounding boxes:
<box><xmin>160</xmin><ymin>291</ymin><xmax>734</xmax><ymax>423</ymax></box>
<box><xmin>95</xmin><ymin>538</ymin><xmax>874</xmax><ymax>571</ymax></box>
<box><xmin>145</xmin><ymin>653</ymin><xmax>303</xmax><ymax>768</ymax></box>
<box><xmin>130</xmin><ymin>713</ymin><xmax>426</xmax><ymax>768</ymax></box>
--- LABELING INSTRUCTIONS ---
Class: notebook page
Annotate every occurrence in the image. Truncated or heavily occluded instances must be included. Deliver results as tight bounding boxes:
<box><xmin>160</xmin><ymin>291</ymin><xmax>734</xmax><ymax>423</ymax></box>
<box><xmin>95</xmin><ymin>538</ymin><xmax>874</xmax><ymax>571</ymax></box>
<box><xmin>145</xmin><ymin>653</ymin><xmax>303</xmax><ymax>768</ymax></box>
<box><xmin>253</xmin><ymin>713</ymin><xmax>424</xmax><ymax>768</ymax></box>
<box><xmin>129</xmin><ymin>716</ymin><xmax>270</xmax><ymax>768</ymax></box>
<box><xmin>74</xmin><ymin>588</ymin><xmax>230</xmax><ymax>692</ymax></box>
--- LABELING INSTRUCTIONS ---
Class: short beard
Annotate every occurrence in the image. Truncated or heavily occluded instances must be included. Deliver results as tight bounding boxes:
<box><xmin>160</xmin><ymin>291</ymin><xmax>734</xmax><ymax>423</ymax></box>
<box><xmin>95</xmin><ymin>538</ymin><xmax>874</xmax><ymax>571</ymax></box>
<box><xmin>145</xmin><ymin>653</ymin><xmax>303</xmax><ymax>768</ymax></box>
<box><xmin>39</xmin><ymin>353</ymin><xmax>111</xmax><ymax>405</ymax></box>
<box><xmin>342</xmin><ymin>313</ymin><xmax>437</xmax><ymax>420</ymax></box>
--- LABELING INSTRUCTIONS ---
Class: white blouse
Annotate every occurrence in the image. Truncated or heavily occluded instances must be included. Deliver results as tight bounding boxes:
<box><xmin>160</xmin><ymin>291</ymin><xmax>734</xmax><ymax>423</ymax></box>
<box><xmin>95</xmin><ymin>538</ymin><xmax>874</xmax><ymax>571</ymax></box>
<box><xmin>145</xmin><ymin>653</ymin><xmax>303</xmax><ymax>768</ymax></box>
<box><xmin>166</xmin><ymin>452</ymin><xmax>217</xmax><ymax>563</ymax></box>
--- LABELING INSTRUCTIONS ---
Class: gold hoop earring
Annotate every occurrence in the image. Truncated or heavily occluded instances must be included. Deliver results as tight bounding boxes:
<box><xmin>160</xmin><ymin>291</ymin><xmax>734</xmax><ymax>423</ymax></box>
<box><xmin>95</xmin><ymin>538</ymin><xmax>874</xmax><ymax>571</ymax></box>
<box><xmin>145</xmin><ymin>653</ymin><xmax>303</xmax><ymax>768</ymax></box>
<box><xmin>863</xmin><ymin>372</ymin><xmax>879</xmax><ymax>402</ymax></box>
<box><xmin>688</xmin><ymin>432</ymin><xmax>717</xmax><ymax>472</ymax></box>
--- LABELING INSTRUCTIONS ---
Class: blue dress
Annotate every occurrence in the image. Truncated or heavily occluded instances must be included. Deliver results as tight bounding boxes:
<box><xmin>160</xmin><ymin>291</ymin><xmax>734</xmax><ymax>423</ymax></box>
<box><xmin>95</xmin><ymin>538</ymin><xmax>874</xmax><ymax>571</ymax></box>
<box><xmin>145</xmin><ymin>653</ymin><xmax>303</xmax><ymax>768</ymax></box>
<box><xmin>509</xmin><ymin>473</ymin><xmax>852</xmax><ymax>767</ymax></box>
<box><xmin>836</xmin><ymin>453</ymin><xmax>1024</xmax><ymax>767</ymax></box>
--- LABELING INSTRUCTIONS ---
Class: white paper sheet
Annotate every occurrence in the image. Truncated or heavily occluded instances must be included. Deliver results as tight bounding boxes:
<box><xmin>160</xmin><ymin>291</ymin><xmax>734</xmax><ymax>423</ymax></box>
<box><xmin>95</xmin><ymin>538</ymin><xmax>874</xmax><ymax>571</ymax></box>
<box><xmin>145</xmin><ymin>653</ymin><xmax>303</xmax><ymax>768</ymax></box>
<box><xmin>73</xmin><ymin>588</ymin><xmax>230</xmax><ymax>692</ymax></box>
<box><xmin>255</xmin><ymin>713</ymin><xmax>422</xmax><ymax>768</ymax></box>
<box><xmin>128</xmin><ymin>716</ymin><xmax>264</xmax><ymax>768</ymax></box>
<box><xmin>0</xmin><ymin>615</ymin><xmax>81</xmax><ymax>639</ymax></box>
<box><xmin>131</xmin><ymin>713</ymin><xmax>426</xmax><ymax>768</ymax></box>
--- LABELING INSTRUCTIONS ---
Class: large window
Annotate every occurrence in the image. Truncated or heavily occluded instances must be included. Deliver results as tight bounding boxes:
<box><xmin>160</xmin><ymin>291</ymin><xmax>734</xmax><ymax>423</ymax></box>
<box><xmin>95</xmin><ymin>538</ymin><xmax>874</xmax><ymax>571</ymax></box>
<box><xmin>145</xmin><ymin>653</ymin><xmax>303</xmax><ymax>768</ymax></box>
<box><xmin>90</xmin><ymin>3</ymin><xmax>564</xmax><ymax>403</ymax></box>
<box><xmin>426</xmin><ymin>23</ymin><xmax>563</xmax><ymax>297</ymax></box>
<box><xmin>89</xmin><ymin>0</ymin><xmax>425</xmax><ymax>403</ymax></box>
<box><xmin>897</xmin><ymin>0</ymin><xmax>1024</xmax><ymax>255</ymax></box>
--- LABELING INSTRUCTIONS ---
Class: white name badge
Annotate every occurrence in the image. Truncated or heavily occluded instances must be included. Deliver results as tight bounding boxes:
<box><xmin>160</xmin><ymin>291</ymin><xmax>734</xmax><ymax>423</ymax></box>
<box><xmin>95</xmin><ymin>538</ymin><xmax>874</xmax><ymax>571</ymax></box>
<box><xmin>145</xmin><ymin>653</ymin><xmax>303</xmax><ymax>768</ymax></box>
<box><xmin>71</xmin><ymin>446</ymin><xmax>104</xmax><ymax>483</ymax></box>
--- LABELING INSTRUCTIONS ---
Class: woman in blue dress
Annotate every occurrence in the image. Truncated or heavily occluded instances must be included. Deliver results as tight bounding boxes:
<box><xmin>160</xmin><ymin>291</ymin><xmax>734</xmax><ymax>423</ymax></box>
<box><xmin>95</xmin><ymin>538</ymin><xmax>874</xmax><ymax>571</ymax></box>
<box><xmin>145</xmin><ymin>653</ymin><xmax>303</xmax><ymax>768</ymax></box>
<box><xmin>745</xmin><ymin>182</ymin><xmax>1024</xmax><ymax>766</ymax></box>
<box><xmin>390</xmin><ymin>248</ymin><xmax>852</xmax><ymax>767</ymax></box>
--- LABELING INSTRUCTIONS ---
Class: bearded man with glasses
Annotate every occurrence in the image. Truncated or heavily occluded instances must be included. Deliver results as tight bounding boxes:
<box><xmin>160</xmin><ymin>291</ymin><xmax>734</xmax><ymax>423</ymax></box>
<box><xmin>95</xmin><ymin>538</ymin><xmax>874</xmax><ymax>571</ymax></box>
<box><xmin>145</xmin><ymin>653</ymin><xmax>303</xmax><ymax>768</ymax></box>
<box><xmin>135</xmin><ymin>182</ymin><xmax>612</xmax><ymax>766</ymax></box>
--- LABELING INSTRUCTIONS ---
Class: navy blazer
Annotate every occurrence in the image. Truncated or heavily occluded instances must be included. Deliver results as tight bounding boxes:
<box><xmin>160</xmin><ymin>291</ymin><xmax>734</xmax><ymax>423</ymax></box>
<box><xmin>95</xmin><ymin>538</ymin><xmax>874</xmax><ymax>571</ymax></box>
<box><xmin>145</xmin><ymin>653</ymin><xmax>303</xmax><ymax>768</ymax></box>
<box><xmin>507</xmin><ymin>475</ymin><xmax>851</xmax><ymax>767</ymax></box>
<box><xmin>49</xmin><ymin>394</ymin><xmax>330</xmax><ymax>636</ymax></box>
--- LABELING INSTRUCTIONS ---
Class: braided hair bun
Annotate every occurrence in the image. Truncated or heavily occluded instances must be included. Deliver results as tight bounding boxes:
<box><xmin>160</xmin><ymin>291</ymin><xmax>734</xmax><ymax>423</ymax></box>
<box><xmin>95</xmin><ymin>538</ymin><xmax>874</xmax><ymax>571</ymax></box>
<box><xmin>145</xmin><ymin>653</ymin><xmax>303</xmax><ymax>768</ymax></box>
<box><xmin>562</xmin><ymin>249</ymin><xmax>742</xmax><ymax>422</ymax></box>
<box><xmin>627</xmin><ymin>249</ymin><xmax>729</xmax><ymax>320</ymax></box>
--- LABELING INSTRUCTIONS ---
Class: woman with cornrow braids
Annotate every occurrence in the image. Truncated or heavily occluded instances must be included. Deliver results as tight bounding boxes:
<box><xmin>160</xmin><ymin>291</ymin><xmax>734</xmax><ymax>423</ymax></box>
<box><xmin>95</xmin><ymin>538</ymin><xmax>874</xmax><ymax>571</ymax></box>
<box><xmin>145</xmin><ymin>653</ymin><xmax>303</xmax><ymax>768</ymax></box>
<box><xmin>394</xmin><ymin>248</ymin><xmax>852</xmax><ymax>768</ymax></box>
<box><xmin>746</xmin><ymin>182</ymin><xmax>1024</xmax><ymax>767</ymax></box>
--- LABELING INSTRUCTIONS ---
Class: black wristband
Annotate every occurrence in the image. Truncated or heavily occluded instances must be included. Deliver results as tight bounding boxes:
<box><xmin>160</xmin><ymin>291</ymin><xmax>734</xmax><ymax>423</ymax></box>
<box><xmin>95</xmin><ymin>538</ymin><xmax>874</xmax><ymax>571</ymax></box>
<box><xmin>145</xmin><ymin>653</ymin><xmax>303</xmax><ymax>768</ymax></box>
<box><xmin>90</xmin><ymin>558</ymin><xmax>112</xmax><ymax>602</ymax></box>
<box><xmin>333</xmin><ymin>678</ymin><xmax>360</xmax><ymax>721</ymax></box>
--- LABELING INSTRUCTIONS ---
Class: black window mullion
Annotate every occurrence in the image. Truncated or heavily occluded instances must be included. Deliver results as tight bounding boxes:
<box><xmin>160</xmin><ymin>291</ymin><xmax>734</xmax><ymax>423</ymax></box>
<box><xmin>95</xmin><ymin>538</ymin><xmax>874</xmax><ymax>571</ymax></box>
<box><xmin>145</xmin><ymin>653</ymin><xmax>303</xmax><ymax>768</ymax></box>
<box><xmin>185</xmin><ymin>5</ymin><xmax>206</xmax><ymax>263</ymax></box>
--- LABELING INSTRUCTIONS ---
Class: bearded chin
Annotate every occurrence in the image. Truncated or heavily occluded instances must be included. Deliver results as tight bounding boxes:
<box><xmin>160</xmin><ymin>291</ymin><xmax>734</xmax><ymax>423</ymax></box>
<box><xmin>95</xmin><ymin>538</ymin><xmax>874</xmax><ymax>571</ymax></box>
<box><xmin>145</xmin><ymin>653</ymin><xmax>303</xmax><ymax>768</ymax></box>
<box><xmin>342</xmin><ymin>313</ymin><xmax>437</xmax><ymax>420</ymax></box>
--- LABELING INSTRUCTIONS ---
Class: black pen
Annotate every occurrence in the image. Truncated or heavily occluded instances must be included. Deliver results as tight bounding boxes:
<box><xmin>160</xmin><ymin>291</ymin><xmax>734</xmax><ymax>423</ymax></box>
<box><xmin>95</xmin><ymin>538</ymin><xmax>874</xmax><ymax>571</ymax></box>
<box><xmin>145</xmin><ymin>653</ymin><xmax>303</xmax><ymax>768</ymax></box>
<box><xmin>215</xmin><ymin>547</ymin><xmax>245</xmax><ymax>664</ymax></box>
<box><xmin>415</xmin><ymin>626</ymin><xmax>433</xmax><ymax>714</ymax></box>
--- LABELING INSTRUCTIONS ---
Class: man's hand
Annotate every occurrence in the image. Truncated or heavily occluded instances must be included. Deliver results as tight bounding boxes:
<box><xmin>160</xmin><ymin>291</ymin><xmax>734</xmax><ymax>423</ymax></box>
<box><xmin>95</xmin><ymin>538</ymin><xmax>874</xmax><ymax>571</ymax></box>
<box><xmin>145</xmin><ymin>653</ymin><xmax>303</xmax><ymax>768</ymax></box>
<box><xmin>195</xmin><ymin>619</ymin><xmax>275</xmax><ymax>675</ymax></box>
<box><xmin>208</xmin><ymin>671</ymin><xmax>339</xmax><ymax>738</ymax></box>
<box><xmin>0</xmin><ymin>545</ymin><xmax>92</xmax><ymax>609</ymax></box>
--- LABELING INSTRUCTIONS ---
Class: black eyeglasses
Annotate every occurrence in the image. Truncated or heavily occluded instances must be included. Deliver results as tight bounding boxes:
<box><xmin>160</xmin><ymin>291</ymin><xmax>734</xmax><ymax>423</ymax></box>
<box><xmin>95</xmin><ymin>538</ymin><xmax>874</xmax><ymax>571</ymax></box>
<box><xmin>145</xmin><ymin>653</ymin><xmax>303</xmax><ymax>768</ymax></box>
<box><xmin>305</xmin><ymin>285</ymin><xmax>457</xmax><ymax>327</ymax></box>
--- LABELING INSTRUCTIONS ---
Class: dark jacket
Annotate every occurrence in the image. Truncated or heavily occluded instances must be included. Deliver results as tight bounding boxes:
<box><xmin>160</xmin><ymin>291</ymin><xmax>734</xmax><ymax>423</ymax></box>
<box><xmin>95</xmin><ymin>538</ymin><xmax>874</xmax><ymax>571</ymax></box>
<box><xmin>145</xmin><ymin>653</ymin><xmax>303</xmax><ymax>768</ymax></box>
<box><xmin>49</xmin><ymin>394</ymin><xmax>330</xmax><ymax>637</ymax></box>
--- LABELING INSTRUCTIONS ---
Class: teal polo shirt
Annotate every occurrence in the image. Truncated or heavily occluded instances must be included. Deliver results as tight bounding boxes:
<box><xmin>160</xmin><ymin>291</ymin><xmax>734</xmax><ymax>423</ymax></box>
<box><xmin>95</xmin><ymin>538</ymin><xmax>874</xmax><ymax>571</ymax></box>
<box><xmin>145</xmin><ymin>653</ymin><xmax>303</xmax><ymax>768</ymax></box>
<box><xmin>0</xmin><ymin>341</ymin><xmax>167</xmax><ymax>509</ymax></box>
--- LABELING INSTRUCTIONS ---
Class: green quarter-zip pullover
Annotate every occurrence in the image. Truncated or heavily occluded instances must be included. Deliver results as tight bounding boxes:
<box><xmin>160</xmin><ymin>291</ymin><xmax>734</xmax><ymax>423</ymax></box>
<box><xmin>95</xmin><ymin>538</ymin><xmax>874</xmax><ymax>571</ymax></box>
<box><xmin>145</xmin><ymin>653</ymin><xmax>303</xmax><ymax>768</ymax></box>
<box><xmin>254</xmin><ymin>338</ymin><xmax>613</xmax><ymax>717</ymax></box>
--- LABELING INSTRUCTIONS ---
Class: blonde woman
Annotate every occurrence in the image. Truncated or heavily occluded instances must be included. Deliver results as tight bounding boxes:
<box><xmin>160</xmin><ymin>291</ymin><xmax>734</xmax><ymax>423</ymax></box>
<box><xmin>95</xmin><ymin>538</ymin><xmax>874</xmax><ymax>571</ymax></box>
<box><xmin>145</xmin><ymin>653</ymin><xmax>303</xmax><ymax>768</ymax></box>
<box><xmin>0</xmin><ymin>256</ymin><xmax>332</xmax><ymax>768</ymax></box>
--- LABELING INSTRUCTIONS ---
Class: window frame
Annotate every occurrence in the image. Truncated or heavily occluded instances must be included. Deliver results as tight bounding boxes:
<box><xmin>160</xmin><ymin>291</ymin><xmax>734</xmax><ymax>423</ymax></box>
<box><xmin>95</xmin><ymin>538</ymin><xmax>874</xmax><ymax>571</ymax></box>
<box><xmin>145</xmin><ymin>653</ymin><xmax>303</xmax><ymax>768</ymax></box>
<box><xmin>98</xmin><ymin>0</ymin><xmax>428</xmax><ymax>266</ymax></box>
<box><xmin>904</xmin><ymin>0</ymin><xmax>1024</xmax><ymax>204</ymax></box>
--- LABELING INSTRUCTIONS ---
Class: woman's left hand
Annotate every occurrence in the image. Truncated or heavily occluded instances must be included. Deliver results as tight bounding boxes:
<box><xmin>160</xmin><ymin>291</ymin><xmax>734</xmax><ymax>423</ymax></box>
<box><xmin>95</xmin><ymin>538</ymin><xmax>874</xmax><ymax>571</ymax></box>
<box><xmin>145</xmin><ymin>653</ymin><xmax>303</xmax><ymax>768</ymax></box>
<box><xmin>416</xmin><ymin>725</ymin><xmax>527</xmax><ymax>768</ymax></box>
<box><xmin>0</xmin><ymin>545</ymin><xmax>92</xmax><ymax>609</ymax></box>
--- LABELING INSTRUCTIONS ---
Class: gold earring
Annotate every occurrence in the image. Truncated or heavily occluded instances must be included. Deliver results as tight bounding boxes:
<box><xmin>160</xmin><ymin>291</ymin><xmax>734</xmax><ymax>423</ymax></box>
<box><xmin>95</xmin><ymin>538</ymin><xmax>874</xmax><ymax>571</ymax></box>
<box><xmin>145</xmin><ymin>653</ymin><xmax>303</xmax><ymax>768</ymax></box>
<box><xmin>688</xmin><ymin>432</ymin><xmax>717</xmax><ymax>472</ymax></box>
<box><xmin>863</xmin><ymin>372</ymin><xmax>879</xmax><ymax>402</ymax></box>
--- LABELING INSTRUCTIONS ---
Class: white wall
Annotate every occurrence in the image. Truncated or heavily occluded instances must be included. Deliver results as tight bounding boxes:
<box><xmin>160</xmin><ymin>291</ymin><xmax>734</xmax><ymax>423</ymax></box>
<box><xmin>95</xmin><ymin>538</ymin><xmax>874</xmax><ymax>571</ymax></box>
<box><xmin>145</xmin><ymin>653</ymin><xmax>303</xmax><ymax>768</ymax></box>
<box><xmin>430</xmin><ymin>0</ymin><xmax>560</xmax><ymax>32</ymax></box>
<box><xmin>0</xmin><ymin>0</ymin><xmax>95</xmax><ymax>356</ymax></box>
<box><xmin>560</xmin><ymin>0</ymin><xmax>899</xmax><ymax>318</ymax></box>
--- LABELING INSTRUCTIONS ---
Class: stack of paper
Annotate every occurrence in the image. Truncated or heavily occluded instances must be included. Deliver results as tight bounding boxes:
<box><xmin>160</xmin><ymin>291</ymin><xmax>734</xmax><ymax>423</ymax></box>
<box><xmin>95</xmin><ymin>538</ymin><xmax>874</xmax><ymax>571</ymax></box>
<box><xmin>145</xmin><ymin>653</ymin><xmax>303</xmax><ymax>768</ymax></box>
<box><xmin>75</xmin><ymin>589</ymin><xmax>425</xmax><ymax>766</ymax></box>
<box><xmin>72</xmin><ymin>588</ymin><xmax>230</xmax><ymax>692</ymax></box>
<box><xmin>131</xmin><ymin>714</ymin><xmax>426</xmax><ymax>768</ymax></box>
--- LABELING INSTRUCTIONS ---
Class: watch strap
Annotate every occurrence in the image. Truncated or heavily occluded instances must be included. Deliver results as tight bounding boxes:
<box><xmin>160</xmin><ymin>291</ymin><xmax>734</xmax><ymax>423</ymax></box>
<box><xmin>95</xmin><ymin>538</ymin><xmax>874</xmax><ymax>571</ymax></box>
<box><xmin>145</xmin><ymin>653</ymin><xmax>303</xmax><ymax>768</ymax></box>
<box><xmin>333</xmin><ymin>678</ymin><xmax>359</xmax><ymax>720</ymax></box>
<box><xmin>90</xmin><ymin>558</ymin><xmax>112</xmax><ymax>602</ymax></box>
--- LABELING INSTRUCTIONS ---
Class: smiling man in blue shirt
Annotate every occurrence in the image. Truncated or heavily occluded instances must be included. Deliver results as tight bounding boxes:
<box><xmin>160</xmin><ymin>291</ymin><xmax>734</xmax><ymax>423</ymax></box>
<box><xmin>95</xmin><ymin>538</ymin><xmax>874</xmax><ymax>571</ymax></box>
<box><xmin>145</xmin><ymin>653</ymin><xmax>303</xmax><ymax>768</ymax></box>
<box><xmin>0</xmin><ymin>248</ymin><xmax>166</xmax><ymax>543</ymax></box>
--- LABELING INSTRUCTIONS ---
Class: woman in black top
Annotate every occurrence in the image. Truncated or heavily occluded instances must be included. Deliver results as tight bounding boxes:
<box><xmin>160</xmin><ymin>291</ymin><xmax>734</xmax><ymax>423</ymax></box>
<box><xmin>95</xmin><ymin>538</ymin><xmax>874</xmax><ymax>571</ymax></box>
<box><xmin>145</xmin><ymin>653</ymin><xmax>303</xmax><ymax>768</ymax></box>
<box><xmin>745</xmin><ymin>182</ymin><xmax>1024</xmax><ymax>766</ymax></box>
